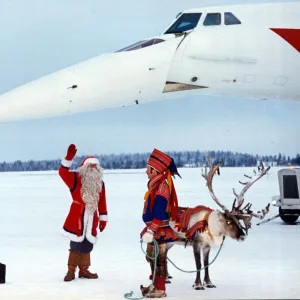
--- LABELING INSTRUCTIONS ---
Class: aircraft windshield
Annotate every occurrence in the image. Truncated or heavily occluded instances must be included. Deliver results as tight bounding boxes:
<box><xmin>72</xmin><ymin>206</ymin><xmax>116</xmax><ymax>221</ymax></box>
<box><xmin>116</xmin><ymin>39</ymin><xmax>165</xmax><ymax>52</ymax></box>
<box><xmin>165</xmin><ymin>13</ymin><xmax>202</xmax><ymax>34</ymax></box>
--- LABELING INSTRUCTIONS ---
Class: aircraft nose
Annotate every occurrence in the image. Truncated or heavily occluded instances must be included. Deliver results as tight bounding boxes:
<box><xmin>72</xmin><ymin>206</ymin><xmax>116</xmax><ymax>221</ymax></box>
<box><xmin>0</xmin><ymin>53</ymin><xmax>123</xmax><ymax>122</ymax></box>
<box><xmin>0</xmin><ymin>38</ymin><xmax>182</xmax><ymax>123</ymax></box>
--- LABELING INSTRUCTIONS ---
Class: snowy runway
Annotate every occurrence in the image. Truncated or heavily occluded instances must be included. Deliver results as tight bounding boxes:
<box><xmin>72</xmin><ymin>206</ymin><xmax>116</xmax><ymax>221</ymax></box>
<box><xmin>0</xmin><ymin>167</ymin><xmax>299</xmax><ymax>299</ymax></box>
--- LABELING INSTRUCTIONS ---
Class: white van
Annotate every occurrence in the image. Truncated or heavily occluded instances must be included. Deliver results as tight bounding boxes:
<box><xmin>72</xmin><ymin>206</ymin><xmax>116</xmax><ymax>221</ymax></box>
<box><xmin>272</xmin><ymin>168</ymin><xmax>300</xmax><ymax>223</ymax></box>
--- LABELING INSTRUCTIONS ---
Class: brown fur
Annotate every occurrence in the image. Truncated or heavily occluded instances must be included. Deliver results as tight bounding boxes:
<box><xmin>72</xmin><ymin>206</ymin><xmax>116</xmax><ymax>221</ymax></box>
<box><xmin>166</xmin><ymin>210</ymin><xmax>246</xmax><ymax>290</ymax></box>
<box><xmin>146</xmin><ymin>243</ymin><xmax>168</xmax><ymax>278</ymax></box>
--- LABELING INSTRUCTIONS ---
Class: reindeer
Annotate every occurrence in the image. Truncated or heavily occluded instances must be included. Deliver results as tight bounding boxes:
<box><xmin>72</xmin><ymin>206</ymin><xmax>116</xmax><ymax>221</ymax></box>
<box><xmin>162</xmin><ymin>161</ymin><xmax>270</xmax><ymax>290</ymax></box>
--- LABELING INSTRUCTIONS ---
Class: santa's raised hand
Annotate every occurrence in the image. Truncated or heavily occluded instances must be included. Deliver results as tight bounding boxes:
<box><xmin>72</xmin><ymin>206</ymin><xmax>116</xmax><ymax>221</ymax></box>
<box><xmin>65</xmin><ymin>144</ymin><xmax>77</xmax><ymax>161</ymax></box>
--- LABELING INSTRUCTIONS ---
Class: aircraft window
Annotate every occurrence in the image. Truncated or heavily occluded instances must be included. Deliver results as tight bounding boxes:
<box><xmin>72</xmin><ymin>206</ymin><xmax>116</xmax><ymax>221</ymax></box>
<box><xmin>116</xmin><ymin>38</ymin><xmax>165</xmax><ymax>52</ymax></box>
<box><xmin>165</xmin><ymin>13</ymin><xmax>202</xmax><ymax>34</ymax></box>
<box><xmin>225</xmin><ymin>12</ymin><xmax>241</xmax><ymax>25</ymax></box>
<box><xmin>203</xmin><ymin>13</ymin><xmax>221</xmax><ymax>26</ymax></box>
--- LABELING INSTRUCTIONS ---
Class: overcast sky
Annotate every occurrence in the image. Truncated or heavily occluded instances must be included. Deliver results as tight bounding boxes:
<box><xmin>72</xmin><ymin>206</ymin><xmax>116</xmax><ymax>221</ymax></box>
<box><xmin>0</xmin><ymin>0</ymin><xmax>299</xmax><ymax>162</ymax></box>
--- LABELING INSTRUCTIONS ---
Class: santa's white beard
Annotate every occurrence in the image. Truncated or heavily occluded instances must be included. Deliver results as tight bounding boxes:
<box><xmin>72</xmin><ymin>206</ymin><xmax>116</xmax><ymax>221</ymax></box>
<box><xmin>78</xmin><ymin>165</ymin><xmax>103</xmax><ymax>214</ymax></box>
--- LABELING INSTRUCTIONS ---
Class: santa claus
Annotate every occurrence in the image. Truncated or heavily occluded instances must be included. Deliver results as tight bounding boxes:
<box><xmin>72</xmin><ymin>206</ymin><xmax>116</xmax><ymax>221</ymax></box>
<box><xmin>59</xmin><ymin>144</ymin><xmax>108</xmax><ymax>282</ymax></box>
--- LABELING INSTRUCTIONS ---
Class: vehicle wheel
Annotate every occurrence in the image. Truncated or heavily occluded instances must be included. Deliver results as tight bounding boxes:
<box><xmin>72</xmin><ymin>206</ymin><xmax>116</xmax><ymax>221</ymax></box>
<box><xmin>279</xmin><ymin>208</ymin><xmax>299</xmax><ymax>223</ymax></box>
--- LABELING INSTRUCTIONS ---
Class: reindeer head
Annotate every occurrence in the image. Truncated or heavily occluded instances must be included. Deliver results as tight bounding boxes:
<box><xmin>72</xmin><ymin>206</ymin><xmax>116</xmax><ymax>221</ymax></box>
<box><xmin>202</xmin><ymin>159</ymin><xmax>270</xmax><ymax>241</ymax></box>
<box><xmin>214</xmin><ymin>210</ymin><xmax>247</xmax><ymax>241</ymax></box>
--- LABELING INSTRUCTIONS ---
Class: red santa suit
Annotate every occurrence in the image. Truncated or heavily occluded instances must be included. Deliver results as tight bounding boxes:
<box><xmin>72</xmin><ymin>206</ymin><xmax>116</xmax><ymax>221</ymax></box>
<box><xmin>59</xmin><ymin>157</ymin><xmax>108</xmax><ymax>244</ymax></box>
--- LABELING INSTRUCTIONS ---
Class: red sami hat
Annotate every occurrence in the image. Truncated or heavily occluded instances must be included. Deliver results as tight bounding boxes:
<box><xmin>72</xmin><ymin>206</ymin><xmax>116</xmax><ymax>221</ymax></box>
<box><xmin>148</xmin><ymin>149</ymin><xmax>181</xmax><ymax>177</ymax></box>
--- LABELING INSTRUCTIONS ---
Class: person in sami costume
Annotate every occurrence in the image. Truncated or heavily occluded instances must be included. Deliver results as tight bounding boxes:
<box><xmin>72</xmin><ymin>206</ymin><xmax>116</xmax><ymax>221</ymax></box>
<box><xmin>140</xmin><ymin>148</ymin><xmax>181</xmax><ymax>298</ymax></box>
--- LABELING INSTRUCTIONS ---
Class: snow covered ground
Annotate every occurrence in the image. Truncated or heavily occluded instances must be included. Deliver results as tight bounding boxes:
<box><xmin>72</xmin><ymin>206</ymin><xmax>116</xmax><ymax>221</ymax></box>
<box><xmin>0</xmin><ymin>166</ymin><xmax>299</xmax><ymax>299</ymax></box>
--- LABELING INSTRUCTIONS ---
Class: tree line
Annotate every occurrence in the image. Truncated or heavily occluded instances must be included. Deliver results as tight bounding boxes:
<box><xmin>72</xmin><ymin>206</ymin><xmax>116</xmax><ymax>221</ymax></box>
<box><xmin>0</xmin><ymin>150</ymin><xmax>299</xmax><ymax>172</ymax></box>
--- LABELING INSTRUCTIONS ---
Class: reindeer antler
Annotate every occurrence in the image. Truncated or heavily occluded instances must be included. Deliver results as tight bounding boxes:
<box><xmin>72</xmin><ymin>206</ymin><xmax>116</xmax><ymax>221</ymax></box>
<box><xmin>202</xmin><ymin>157</ymin><xmax>228</xmax><ymax>211</ymax></box>
<box><xmin>232</xmin><ymin>161</ymin><xmax>270</xmax><ymax>212</ymax></box>
<box><xmin>230</xmin><ymin>161</ymin><xmax>271</xmax><ymax>232</ymax></box>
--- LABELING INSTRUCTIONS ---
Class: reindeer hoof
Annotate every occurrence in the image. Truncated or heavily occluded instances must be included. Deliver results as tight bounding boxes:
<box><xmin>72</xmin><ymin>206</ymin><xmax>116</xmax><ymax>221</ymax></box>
<box><xmin>193</xmin><ymin>284</ymin><xmax>205</xmax><ymax>290</ymax></box>
<box><xmin>206</xmin><ymin>284</ymin><xmax>216</xmax><ymax>288</ymax></box>
<box><xmin>168</xmin><ymin>275</ymin><xmax>173</xmax><ymax>279</ymax></box>
<box><xmin>165</xmin><ymin>279</ymin><xmax>171</xmax><ymax>284</ymax></box>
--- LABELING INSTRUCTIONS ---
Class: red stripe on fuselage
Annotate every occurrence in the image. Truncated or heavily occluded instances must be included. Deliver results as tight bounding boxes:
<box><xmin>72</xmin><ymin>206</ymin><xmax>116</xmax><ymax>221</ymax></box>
<box><xmin>270</xmin><ymin>28</ymin><xmax>300</xmax><ymax>52</ymax></box>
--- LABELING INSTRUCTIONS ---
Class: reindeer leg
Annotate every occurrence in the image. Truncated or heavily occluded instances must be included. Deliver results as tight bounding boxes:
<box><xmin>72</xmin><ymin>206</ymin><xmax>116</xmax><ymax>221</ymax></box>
<box><xmin>165</xmin><ymin>254</ymin><xmax>171</xmax><ymax>284</ymax></box>
<box><xmin>166</xmin><ymin>242</ymin><xmax>174</xmax><ymax>283</ymax></box>
<box><xmin>192</xmin><ymin>239</ymin><xmax>204</xmax><ymax>290</ymax></box>
<box><xmin>203</xmin><ymin>246</ymin><xmax>216</xmax><ymax>288</ymax></box>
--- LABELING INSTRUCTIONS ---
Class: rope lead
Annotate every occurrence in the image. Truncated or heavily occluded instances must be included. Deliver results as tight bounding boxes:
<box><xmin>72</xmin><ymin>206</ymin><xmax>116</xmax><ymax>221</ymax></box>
<box><xmin>124</xmin><ymin>239</ymin><xmax>159</xmax><ymax>300</ymax></box>
<box><xmin>124</xmin><ymin>236</ymin><xmax>225</xmax><ymax>299</ymax></box>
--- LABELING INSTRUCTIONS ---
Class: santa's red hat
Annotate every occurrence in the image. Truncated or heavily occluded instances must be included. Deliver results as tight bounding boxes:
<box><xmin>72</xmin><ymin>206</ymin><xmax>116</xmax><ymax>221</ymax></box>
<box><xmin>80</xmin><ymin>156</ymin><xmax>100</xmax><ymax>167</ymax></box>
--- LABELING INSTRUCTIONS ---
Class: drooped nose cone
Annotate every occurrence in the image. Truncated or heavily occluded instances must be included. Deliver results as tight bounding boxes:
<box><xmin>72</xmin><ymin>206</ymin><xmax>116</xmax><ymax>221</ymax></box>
<box><xmin>0</xmin><ymin>37</ymin><xmax>183</xmax><ymax>122</ymax></box>
<box><xmin>0</xmin><ymin>53</ymin><xmax>134</xmax><ymax>121</ymax></box>
<box><xmin>0</xmin><ymin>55</ymin><xmax>99</xmax><ymax>122</ymax></box>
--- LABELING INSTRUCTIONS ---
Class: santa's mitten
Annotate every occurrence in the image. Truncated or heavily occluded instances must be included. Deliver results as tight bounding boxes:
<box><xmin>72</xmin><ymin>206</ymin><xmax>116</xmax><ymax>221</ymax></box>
<box><xmin>65</xmin><ymin>144</ymin><xmax>77</xmax><ymax>161</ymax></box>
<box><xmin>99</xmin><ymin>220</ymin><xmax>107</xmax><ymax>232</ymax></box>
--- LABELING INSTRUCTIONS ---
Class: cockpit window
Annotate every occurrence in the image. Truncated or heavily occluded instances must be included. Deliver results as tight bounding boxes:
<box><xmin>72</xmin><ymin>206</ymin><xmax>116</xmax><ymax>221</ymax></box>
<box><xmin>203</xmin><ymin>13</ymin><xmax>221</xmax><ymax>26</ymax></box>
<box><xmin>165</xmin><ymin>13</ymin><xmax>202</xmax><ymax>34</ymax></box>
<box><xmin>225</xmin><ymin>12</ymin><xmax>241</xmax><ymax>25</ymax></box>
<box><xmin>116</xmin><ymin>38</ymin><xmax>165</xmax><ymax>52</ymax></box>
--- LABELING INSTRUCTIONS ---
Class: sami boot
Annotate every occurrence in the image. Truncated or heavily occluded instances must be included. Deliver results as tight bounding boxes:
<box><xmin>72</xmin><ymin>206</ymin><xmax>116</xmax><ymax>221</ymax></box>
<box><xmin>145</xmin><ymin>276</ymin><xmax>167</xmax><ymax>298</ymax></box>
<box><xmin>64</xmin><ymin>250</ymin><xmax>80</xmax><ymax>282</ymax></box>
<box><xmin>145</xmin><ymin>288</ymin><xmax>167</xmax><ymax>298</ymax></box>
<box><xmin>78</xmin><ymin>253</ymin><xmax>98</xmax><ymax>279</ymax></box>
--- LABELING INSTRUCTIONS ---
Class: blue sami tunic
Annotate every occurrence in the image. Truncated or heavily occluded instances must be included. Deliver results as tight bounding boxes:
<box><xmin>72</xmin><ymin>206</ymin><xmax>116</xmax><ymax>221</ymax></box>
<box><xmin>141</xmin><ymin>174</ymin><xmax>177</xmax><ymax>243</ymax></box>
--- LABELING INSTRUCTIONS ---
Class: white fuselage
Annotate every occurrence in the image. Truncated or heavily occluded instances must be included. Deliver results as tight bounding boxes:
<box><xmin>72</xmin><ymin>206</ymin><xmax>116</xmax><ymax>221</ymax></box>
<box><xmin>166</xmin><ymin>3</ymin><xmax>300</xmax><ymax>102</ymax></box>
<box><xmin>0</xmin><ymin>2</ymin><xmax>299</xmax><ymax>122</ymax></box>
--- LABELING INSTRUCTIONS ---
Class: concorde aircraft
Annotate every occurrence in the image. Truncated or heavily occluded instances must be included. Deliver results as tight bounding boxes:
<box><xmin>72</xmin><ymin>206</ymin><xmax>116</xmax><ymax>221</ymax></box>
<box><xmin>0</xmin><ymin>1</ymin><xmax>299</xmax><ymax>122</ymax></box>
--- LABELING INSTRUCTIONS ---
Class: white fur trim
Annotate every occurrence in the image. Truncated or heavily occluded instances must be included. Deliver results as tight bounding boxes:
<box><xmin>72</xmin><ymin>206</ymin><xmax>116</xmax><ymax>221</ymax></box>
<box><xmin>83</xmin><ymin>157</ymin><xmax>99</xmax><ymax>166</ymax></box>
<box><xmin>60</xmin><ymin>210</ymin><xmax>98</xmax><ymax>244</ymax></box>
<box><xmin>61</xmin><ymin>158</ymin><xmax>72</xmax><ymax>168</ymax></box>
<box><xmin>99</xmin><ymin>214</ymin><xmax>108</xmax><ymax>222</ymax></box>
<box><xmin>60</xmin><ymin>228</ymin><xmax>85</xmax><ymax>242</ymax></box>
<box><xmin>85</xmin><ymin>211</ymin><xmax>98</xmax><ymax>244</ymax></box>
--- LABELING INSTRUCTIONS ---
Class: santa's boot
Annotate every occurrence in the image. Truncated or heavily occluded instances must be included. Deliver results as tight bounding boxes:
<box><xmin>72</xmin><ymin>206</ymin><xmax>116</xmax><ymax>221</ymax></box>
<box><xmin>64</xmin><ymin>250</ymin><xmax>79</xmax><ymax>282</ymax></box>
<box><xmin>145</xmin><ymin>276</ymin><xmax>167</xmax><ymax>298</ymax></box>
<box><xmin>78</xmin><ymin>253</ymin><xmax>98</xmax><ymax>279</ymax></box>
